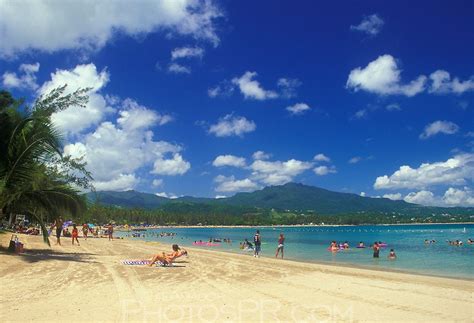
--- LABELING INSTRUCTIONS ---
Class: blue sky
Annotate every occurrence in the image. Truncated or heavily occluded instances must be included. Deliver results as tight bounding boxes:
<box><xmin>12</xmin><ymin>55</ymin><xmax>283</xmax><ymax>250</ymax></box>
<box><xmin>1</xmin><ymin>0</ymin><xmax>473</xmax><ymax>206</ymax></box>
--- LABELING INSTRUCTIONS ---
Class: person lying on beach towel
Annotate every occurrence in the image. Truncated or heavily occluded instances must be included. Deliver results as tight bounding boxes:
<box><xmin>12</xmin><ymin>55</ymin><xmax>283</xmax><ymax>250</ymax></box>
<box><xmin>148</xmin><ymin>244</ymin><xmax>188</xmax><ymax>267</ymax></box>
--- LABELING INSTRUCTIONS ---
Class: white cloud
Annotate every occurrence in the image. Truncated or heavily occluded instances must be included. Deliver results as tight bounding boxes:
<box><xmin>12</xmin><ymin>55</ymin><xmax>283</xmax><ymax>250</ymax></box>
<box><xmin>443</xmin><ymin>187</ymin><xmax>474</xmax><ymax>206</ymax></box>
<box><xmin>360</xmin><ymin>192</ymin><xmax>366</xmax><ymax>197</ymax></box>
<box><xmin>93</xmin><ymin>174</ymin><xmax>139</xmax><ymax>191</ymax></box>
<box><xmin>39</xmin><ymin>63</ymin><xmax>112</xmax><ymax>136</ymax></box>
<box><xmin>118</xmin><ymin>98</ymin><xmax>173</xmax><ymax>130</ymax></box>
<box><xmin>374</xmin><ymin>153</ymin><xmax>474</xmax><ymax>190</ymax></box>
<box><xmin>419</xmin><ymin>120</ymin><xmax>459</xmax><ymax>139</ymax></box>
<box><xmin>208</xmin><ymin>114</ymin><xmax>256</xmax><ymax>137</ymax></box>
<box><xmin>286</xmin><ymin>103</ymin><xmax>311</xmax><ymax>115</ymax></box>
<box><xmin>168</xmin><ymin>63</ymin><xmax>191</xmax><ymax>74</ymax></box>
<box><xmin>350</xmin><ymin>14</ymin><xmax>384</xmax><ymax>36</ymax></box>
<box><xmin>353</xmin><ymin>109</ymin><xmax>368</xmax><ymax>119</ymax></box>
<box><xmin>252</xmin><ymin>151</ymin><xmax>271</xmax><ymax>160</ymax></box>
<box><xmin>277</xmin><ymin>78</ymin><xmax>301</xmax><ymax>98</ymax></box>
<box><xmin>212</xmin><ymin>155</ymin><xmax>246</xmax><ymax>168</ymax></box>
<box><xmin>63</xmin><ymin>95</ymin><xmax>189</xmax><ymax>191</ymax></box>
<box><xmin>386</xmin><ymin>103</ymin><xmax>401</xmax><ymax>111</ymax></box>
<box><xmin>250</xmin><ymin>159</ymin><xmax>313</xmax><ymax>185</ymax></box>
<box><xmin>314</xmin><ymin>153</ymin><xmax>331</xmax><ymax>163</ymax></box>
<box><xmin>152</xmin><ymin>179</ymin><xmax>163</xmax><ymax>187</ymax></box>
<box><xmin>232</xmin><ymin>71</ymin><xmax>278</xmax><ymax>100</ymax></box>
<box><xmin>152</xmin><ymin>153</ymin><xmax>191</xmax><ymax>175</ymax></box>
<box><xmin>429</xmin><ymin>70</ymin><xmax>474</xmax><ymax>94</ymax></box>
<box><xmin>2</xmin><ymin>62</ymin><xmax>40</xmax><ymax>90</ymax></box>
<box><xmin>207</xmin><ymin>80</ymin><xmax>235</xmax><ymax>98</ymax></box>
<box><xmin>404</xmin><ymin>190</ymin><xmax>438</xmax><ymax>205</ymax></box>
<box><xmin>383</xmin><ymin>193</ymin><xmax>402</xmax><ymax>200</ymax></box>
<box><xmin>215</xmin><ymin>195</ymin><xmax>227</xmax><ymax>199</ymax></box>
<box><xmin>214</xmin><ymin>175</ymin><xmax>259</xmax><ymax>193</ymax></box>
<box><xmin>346</xmin><ymin>55</ymin><xmax>427</xmax><ymax>97</ymax></box>
<box><xmin>349</xmin><ymin>156</ymin><xmax>362</xmax><ymax>164</ymax></box>
<box><xmin>155</xmin><ymin>192</ymin><xmax>178</xmax><ymax>199</ymax></box>
<box><xmin>313</xmin><ymin>165</ymin><xmax>337</xmax><ymax>176</ymax></box>
<box><xmin>0</xmin><ymin>0</ymin><xmax>222</xmax><ymax>57</ymax></box>
<box><xmin>171</xmin><ymin>46</ymin><xmax>204</xmax><ymax>60</ymax></box>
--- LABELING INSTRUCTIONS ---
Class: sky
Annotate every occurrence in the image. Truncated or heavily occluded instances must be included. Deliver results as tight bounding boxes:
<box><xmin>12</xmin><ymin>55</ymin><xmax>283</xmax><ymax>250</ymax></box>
<box><xmin>1</xmin><ymin>0</ymin><xmax>473</xmax><ymax>206</ymax></box>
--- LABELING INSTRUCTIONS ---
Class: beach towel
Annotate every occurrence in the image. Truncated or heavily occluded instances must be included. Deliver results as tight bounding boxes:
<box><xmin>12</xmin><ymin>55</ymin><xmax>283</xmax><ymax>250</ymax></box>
<box><xmin>121</xmin><ymin>260</ymin><xmax>175</xmax><ymax>267</ymax></box>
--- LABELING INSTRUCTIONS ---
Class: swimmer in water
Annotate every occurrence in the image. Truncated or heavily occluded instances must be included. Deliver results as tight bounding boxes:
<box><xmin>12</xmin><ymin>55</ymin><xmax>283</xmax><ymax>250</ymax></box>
<box><xmin>388</xmin><ymin>249</ymin><xmax>396</xmax><ymax>260</ymax></box>
<box><xmin>358</xmin><ymin>241</ymin><xmax>365</xmax><ymax>248</ymax></box>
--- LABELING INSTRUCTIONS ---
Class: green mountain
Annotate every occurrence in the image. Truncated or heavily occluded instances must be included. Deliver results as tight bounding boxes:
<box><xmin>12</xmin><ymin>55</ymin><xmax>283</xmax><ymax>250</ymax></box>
<box><xmin>86</xmin><ymin>182</ymin><xmax>473</xmax><ymax>216</ymax></box>
<box><xmin>218</xmin><ymin>182</ymin><xmax>416</xmax><ymax>213</ymax></box>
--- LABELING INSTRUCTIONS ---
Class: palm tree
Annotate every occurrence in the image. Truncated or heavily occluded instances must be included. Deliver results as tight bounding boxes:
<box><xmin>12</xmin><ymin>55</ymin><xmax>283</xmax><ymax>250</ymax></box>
<box><xmin>0</xmin><ymin>86</ymin><xmax>91</xmax><ymax>245</ymax></box>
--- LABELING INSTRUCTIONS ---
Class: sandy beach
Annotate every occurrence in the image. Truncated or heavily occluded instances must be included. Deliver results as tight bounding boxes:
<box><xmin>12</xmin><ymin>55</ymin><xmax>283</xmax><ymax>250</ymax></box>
<box><xmin>0</xmin><ymin>233</ymin><xmax>472</xmax><ymax>322</ymax></box>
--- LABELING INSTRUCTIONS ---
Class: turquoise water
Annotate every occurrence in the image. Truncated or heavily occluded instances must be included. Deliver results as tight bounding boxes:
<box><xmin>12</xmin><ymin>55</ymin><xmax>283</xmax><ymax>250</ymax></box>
<box><xmin>118</xmin><ymin>224</ymin><xmax>474</xmax><ymax>279</ymax></box>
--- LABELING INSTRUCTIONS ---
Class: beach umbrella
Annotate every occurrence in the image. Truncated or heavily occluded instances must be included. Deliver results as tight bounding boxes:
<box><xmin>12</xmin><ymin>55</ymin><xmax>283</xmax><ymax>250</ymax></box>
<box><xmin>88</xmin><ymin>223</ymin><xmax>96</xmax><ymax>228</ymax></box>
<box><xmin>62</xmin><ymin>220</ymin><xmax>73</xmax><ymax>228</ymax></box>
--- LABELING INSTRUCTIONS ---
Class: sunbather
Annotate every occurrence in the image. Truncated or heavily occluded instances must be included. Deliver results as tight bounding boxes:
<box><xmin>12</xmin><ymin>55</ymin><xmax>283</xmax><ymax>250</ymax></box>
<box><xmin>148</xmin><ymin>244</ymin><xmax>188</xmax><ymax>267</ymax></box>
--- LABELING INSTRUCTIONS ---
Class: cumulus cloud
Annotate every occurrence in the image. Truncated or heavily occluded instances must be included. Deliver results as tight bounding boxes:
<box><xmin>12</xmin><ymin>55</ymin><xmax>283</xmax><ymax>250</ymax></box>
<box><xmin>277</xmin><ymin>78</ymin><xmax>301</xmax><ymax>98</ymax></box>
<box><xmin>252</xmin><ymin>151</ymin><xmax>271</xmax><ymax>160</ymax></box>
<box><xmin>214</xmin><ymin>175</ymin><xmax>259</xmax><ymax>192</ymax></box>
<box><xmin>443</xmin><ymin>187</ymin><xmax>474</xmax><ymax>206</ymax></box>
<box><xmin>350</xmin><ymin>14</ymin><xmax>384</xmax><ymax>36</ymax></box>
<box><xmin>360</xmin><ymin>192</ymin><xmax>366</xmax><ymax>197</ymax></box>
<box><xmin>232</xmin><ymin>71</ymin><xmax>278</xmax><ymax>100</ymax></box>
<box><xmin>39</xmin><ymin>63</ymin><xmax>112</xmax><ymax>136</ymax></box>
<box><xmin>404</xmin><ymin>190</ymin><xmax>438</xmax><ymax>205</ymax></box>
<box><xmin>286</xmin><ymin>103</ymin><xmax>311</xmax><ymax>115</ymax></box>
<box><xmin>208</xmin><ymin>114</ymin><xmax>256</xmax><ymax>137</ymax></box>
<box><xmin>313</xmin><ymin>165</ymin><xmax>337</xmax><ymax>176</ymax></box>
<box><xmin>353</xmin><ymin>109</ymin><xmax>368</xmax><ymax>119</ymax></box>
<box><xmin>212</xmin><ymin>155</ymin><xmax>246</xmax><ymax>168</ymax></box>
<box><xmin>171</xmin><ymin>46</ymin><xmax>204</xmax><ymax>60</ymax></box>
<box><xmin>374</xmin><ymin>153</ymin><xmax>474</xmax><ymax>190</ymax></box>
<box><xmin>59</xmin><ymin>71</ymin><xmax>190</xmax><ymax>191</ymax></box>
<box><xmin>152</xmin><ymin>153</ymin><xmax>191</xmax><ymax>175</ymax></box>
<box><xmin>168</xmin><ymin>63</ymin><xmax>191</xmax><ymax>74</ymax></box>
<box><xmin>314</xmin><ymin>153</ymin><xmax>331</xmax><ymax>163</ymax></box>
<box><xmin>93</xmin><ymin>174</ymin><xmax>139</xmax><ymax>191</ymax></box>
<box><xmin>250</xmin><ymin>159</ymin><xmax>313</xmax><ymax>185</ymax></box>
<box><xmin>383</xmin><ymin>193</ymin><xmax>402</xmax><ymax>200</ymax></box>
<box><xmin>2</xmin><ymin>62</ymin><xmax>40</xmax><ymax>90</ymax></box>
<box><xmin>429</xmin><ymin>70</ymin><xmax>474</xmax><ymax>94</ymax></box>
<box><xmin>419</xmin><ymin>120</ymin><xmax>459</xmax><ymax>139</ymax></box>
<box><xmin>346</xmin><ymin>55</ymin><xmax>427</xmax><ymax>97</ymax></box>
<box><xmin>0</xmin><ymin>0</ymin><xmax>223</xmax><ymax>57</ymax></box>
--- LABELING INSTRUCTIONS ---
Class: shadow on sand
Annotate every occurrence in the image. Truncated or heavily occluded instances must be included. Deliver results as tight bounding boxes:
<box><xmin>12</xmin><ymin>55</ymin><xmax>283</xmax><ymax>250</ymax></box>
<box><xmin>0</xmin><ymin>245</ymin><xmax>98</xmax><ymax>264</ymax></box>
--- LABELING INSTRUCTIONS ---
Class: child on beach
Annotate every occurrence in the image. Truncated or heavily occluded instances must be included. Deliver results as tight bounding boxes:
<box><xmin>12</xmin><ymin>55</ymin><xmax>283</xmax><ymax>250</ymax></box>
<box><xmin>275</xmin><ymin>233</ymin><xmax>285</xmax><ymax>259</ymax></box>
<box><xmin>72</xmin><ymin>224</ymin><xmax>80</xmax><ymax>246</ymax></box>
<box><xmin>82</xmin><ymin>223</ymin><xmax>89</xmax><ymax>240</ymax></box>
<box><xmin>388</xmin><ymin>249</ymin><xmax>396</xmax><ymax>260</ymax></box>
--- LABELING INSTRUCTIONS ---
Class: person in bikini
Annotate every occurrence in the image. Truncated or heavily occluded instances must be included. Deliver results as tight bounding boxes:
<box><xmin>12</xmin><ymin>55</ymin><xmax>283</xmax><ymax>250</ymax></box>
<box><xmin>148</xmin><ymin>244</ymin><xmax>188</xmax><ymax>267</ymax></box>
<box><xmin>275</xmin><ymin>233</ymin><xmax>285</xmax><ymax>259</ymax></box>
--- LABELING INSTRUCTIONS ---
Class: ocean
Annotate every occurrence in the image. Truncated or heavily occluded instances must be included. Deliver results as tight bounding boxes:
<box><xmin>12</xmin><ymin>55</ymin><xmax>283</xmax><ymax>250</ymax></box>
<box><xmin>117</xmin><ymin>224</ymin><xmax>474</xmax><ymax>279</ymax></box>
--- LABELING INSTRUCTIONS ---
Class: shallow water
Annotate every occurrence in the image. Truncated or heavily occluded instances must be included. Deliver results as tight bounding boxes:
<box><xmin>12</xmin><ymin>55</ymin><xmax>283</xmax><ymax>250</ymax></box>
<box><xmin>118</xmin><ymin>224</ymin><xmax>474</xmax><ymax>279</ymax></box>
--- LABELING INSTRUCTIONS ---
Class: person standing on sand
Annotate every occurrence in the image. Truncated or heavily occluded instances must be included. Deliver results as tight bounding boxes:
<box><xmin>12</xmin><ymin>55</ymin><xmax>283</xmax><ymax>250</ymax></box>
<box><xmin>275</xmin><ymin>233</ymin><xmax>285</xmax><ymax>258</ymax></box>
<box><xmin>107</xmin><ymin>223</ymin><xmax>113</xmax><ymax>241</ymax></box>
<box><xmin>72</xmin><ymin>224</ymin><xmax>80</xmax><ymax>246</ymax></box>
<box><xmin>82</xmin><ymin>223</ymin><xmax>89</xmax><ymax>240</ymax></box>
<box><xmin>253</xmin><ymin>230</ymin><xmax>261</xmax><ymax>258</ymax></box>
<box><xmin>50</xmin><ymin>217</ymin><xmax>64</xmax><ymax>245</ymax></box>
<box><xmin>373</xmin><ymin>241</ymin><xmax>380</xmax><ymax>258</ymax></box>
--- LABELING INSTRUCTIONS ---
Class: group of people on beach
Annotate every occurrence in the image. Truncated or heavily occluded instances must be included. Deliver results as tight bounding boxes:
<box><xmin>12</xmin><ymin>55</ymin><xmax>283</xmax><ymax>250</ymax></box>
<box><xmin>239</xmin><ymin>231</ymin><xmax>285</xmax><ymax>259</ymax></box>
<box><xmin>49</xmin><ymin>217</ymin><xmax>114</xmax><ymax>245</ymax></box>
